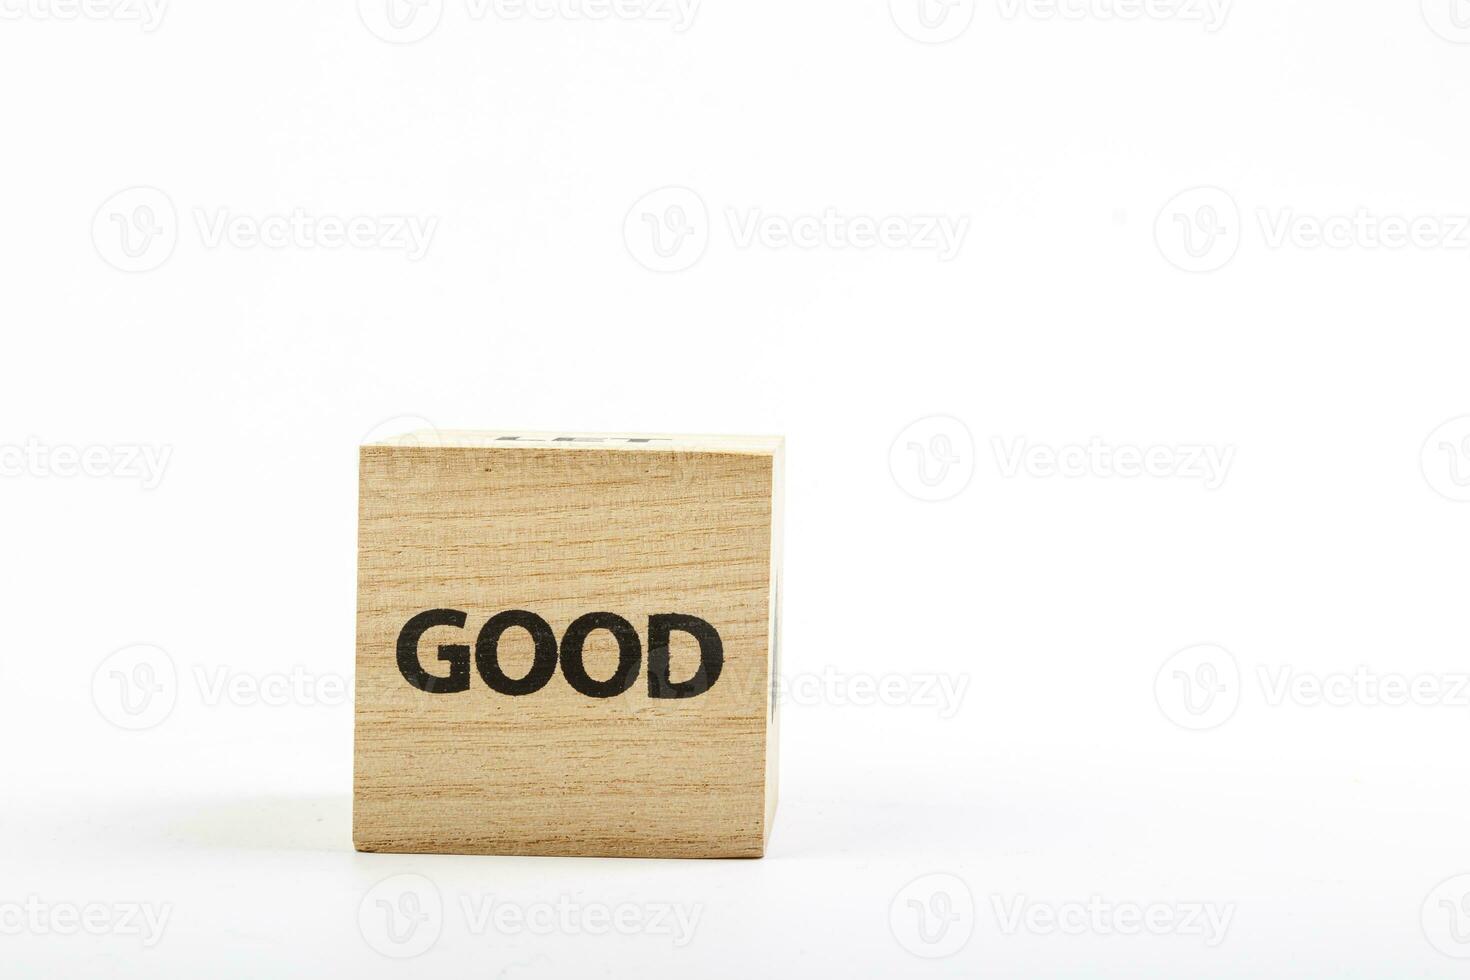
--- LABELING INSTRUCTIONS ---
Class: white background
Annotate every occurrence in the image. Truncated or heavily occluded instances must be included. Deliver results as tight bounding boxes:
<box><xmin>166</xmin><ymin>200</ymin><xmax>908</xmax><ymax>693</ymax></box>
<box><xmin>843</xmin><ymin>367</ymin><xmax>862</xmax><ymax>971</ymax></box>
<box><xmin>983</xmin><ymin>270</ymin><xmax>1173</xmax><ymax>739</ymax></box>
<box><xmin>3</xmin><ymin>0</ymin><xmax>1470</xmax><ymax>975</ymax></box>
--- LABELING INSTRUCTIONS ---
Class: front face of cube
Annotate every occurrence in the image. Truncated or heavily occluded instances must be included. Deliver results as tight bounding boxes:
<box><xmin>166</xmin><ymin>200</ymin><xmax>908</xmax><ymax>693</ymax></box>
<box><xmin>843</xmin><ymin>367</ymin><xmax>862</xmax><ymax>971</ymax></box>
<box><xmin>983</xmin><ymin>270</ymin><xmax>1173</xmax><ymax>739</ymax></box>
<box><xmin>354</xmin><ymin>443</ymin><xmax>776</xmax><ymax>858</ymax></box>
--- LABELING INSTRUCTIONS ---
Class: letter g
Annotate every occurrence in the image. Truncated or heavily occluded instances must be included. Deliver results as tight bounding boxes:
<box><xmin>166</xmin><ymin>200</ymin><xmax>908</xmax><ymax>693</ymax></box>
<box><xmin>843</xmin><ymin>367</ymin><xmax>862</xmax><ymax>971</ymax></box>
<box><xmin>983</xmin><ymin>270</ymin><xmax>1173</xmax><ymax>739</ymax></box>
<box><xmin>397</xmin><ymin>609</ymin><xmax>471</xmax><ymax>693</ymax></box>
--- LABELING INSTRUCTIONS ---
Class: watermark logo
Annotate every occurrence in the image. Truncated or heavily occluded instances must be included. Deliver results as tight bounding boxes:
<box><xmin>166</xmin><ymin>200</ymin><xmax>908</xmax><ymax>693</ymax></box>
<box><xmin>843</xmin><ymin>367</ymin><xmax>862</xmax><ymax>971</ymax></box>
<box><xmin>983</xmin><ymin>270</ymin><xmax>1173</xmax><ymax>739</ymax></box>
<box><xmin>359</xmin><ymin>874</ymin><xmax>443</xmax><ymax>958</ymax></box>
<box><xmin>1159</xmin><ymin>188</ymin><xmax>1470</xmax><ymax>270</ymax></box>
<box><xmin>1154</xmin><ymin>644</ymin><xmax>1240</xmax><ymax>731</ymax></box>
<box><xmin>889</xmin><ymin>0</ymin><xmax>976</xmax><ymax>43</ymax></box>
<box><xmin>358</xmin><ymin>0</ymin><xmax>444</xmax><ymax>42</ymax></box>
<box><xmin>889</xmin><ymin>415</ymin><xmax>975</xmax><ymax>502</ymax></box>
<box><xmin>1422</xmin><ymin>0</ymin><xmax>1470</xmax><ymax>43</ymax></box>
<box><xmin>1155</xmin><ymin>186</ymin><xmax>1240</xmax><ymax>273</ymax></box>
<box><xmin>92</xmin><ymin>187</ymin><xmax>177</xmax><ymax>273</ymax></box>
<box><xmin>362</xmin><ymin>415</ymin><xmax>442</xmax><ymax>446</ymax></box>
<box><xmin>1161</xmin><ymin>655</ymin><xmax>1470</xmax><ymax>728</ymax></box>
<box><xmin>889</xmin><ymin>418</ymin><xmax>1231</xmax><ymax>493</ymax></box>
<box><xmin>92</xmin><ymin>644</ymin><xmax>178</xmax><ymax>731</ymax></box>
<box><xmin>362</xmin><ymin>414</ymin><xmax>444</xmax><ymax>487</ymax></box>
<box><xmin>0</xmin><ymin>0</ymin><xmax>167</xmax><ymax>30</ymax></box>
<box><xmin>92</xmin><ymin>647</ymin><xmax>347</xmax><ymax>730</ymax></box>
<box><xmin>890</xmin><ymin>873</ymin><xmax>975</xmax><ymax>958</ymax></box>
<box><xmin>624</xmin><ymin>186</ymin><xmax>709</xmax><ymax>273</ymax></box>
<box><xmin>892</xmin><ymin>875</ymin><xmax>1233</xmax><ymax>952</ymax></box>
<box><xmin>1422</xmin><ymin>417</ymin><xmax>1470</xmax><ymax>502</ymax></box>
<box><xmin>1423</xmin><ymin>874</ymin><xmax>1470</xmax><ymax>958</ymax></box>
<box><xmin>625</xmin><ymin>188</ymin><xmax>970</xmax><ymax>271</ymax></box>
<box><xmin>358</xmin><ymin>875</ymin><xmax>702</xmax><ymax>953</ymax></box>
<box><xmin>92</xmin><ymin>187</ymin><xmax>437</xmax><ymax>272</ymax></box>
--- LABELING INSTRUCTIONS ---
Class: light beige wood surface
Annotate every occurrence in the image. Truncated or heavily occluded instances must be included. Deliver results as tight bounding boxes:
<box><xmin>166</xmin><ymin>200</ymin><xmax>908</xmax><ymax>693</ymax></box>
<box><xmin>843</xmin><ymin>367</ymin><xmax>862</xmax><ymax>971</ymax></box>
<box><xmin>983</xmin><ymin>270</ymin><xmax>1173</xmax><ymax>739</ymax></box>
<box><xmin>354</xmin><ymin>431</ymin><xmax>782</xmax><ymax>858</ymax></box>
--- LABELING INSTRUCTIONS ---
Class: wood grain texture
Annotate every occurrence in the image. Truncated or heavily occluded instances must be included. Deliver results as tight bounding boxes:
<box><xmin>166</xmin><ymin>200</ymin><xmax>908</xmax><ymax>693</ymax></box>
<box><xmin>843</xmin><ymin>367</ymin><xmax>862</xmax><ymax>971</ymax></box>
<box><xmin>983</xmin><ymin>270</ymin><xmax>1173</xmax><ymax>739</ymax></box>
<box><xmin>354</xmin><ymin>431</ymin><xmax>782</xmax><ymax>858</ymax></box>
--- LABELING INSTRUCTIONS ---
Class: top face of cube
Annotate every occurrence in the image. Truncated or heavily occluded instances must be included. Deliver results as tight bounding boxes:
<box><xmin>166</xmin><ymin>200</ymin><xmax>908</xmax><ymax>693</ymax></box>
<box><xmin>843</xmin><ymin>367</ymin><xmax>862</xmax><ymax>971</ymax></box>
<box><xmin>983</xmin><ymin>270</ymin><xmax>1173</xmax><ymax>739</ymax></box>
<box><xmin>354</xmin><ymin>431</ymin><xmax>782</xmax><ymax>859</ymax></box>
<box><xmin>366</xmin><ymin>429</ymin><xmax>784</xmax><ymax>455</ymax></box>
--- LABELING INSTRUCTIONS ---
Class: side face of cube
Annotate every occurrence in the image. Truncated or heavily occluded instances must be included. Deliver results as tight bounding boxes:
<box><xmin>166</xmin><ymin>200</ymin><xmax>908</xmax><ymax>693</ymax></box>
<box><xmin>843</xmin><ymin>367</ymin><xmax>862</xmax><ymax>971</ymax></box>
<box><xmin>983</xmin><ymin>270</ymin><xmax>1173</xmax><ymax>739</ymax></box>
<box><xmin>353</xmin><ymin>438</ymin><xmax>779</xmax><ymax>858</ymax></box>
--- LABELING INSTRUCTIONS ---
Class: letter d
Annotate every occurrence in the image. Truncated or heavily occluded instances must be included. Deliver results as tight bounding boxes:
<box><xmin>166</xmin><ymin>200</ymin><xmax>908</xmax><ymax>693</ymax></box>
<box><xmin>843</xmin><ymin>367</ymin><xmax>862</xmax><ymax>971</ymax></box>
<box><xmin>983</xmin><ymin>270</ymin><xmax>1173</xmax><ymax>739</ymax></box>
<box><xmin>647</xmin><ymin>614</ymin><xmax>723</xmax><ymax>698</ymax></box>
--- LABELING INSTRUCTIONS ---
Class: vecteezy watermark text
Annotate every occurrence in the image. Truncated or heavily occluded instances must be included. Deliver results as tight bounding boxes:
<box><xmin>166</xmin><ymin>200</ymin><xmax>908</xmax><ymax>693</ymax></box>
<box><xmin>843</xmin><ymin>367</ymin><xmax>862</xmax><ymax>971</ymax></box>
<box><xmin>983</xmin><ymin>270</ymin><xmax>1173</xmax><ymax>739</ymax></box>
<box><xmin>624</xmin><ymin>187</ymin><xmax>969</xmax><ymax>272</ymax></box>
<box><xmin>357</xmin><ymin>0</ymin><xmax>698</xmax><ymax>43</ymax></box>
<box><xmin>990</xmin><ymin>895</ymin><xmax>1235</xmax><ymax>946</ymax></box>
<box><xmin>1257</xmin><ymin>666</ymin><xmax>1470</xmax><ymax>709</ymax></box>
<box><xmin>993</xmin><ymin>437</ymin><xmax>1235</xmax><ymax>489</ymax></box>
<box><xmin>1156</xmin><ymin>644</ymin><xmax>1470</xmax><ymax>731</ymax></box>
<box><xmin>888</xmin><ymin>873</ymin><xmax>1234</xmax><ymax>959</ymax></box>
<box><xmin>93</xmin><ymin>187</ymin><xmax>437</xmax><ymax>273</ymax></box>
<box><xmin>0</xmin><ymin>438</ymin><xmax>171</xmax><ymax>489</ymax></box>
<box><xmin>193</xmin><ymin>209</ymin><xmax>436</xmax><ymax>260</ymax></box>
<box><xmin>357</xmin><ymin>874</ymin><xmax>702</xmax><ymax>959</ymax></box>
<box><xmin>724</xmin><ymin>208</ymin><xmax>968</xmax><ymax>261</ymax></box>
<box><xmin>776</xmin><ymin>669</ymin><xmax>969</xmax><ymax>718</ymax></box>
<box><xmin>1257</xmin><ymin>208</ymin><xmax>1470</xmax><ymax>251</ymax></box>
<box><xmin>889</xmin><ymin>416</ymin><xmax>1234</xmax><ymax>501</ymax></box>
<box><xmin>92</xmin><ymin>645</ymin><xmax>348</xmax><ymax>731</ymax></box>
<box><xmin>0</xmin><ymin>897</ymin><xmax>172</xmax><ymax>947</ymax></box>
<box><xmin>459</xmin><ymin>895</ymin><xmax>701</xmax><ymax>946</ymax></box>
<box><xmin>1157</xmin><ymin>186</ymin><xmax>1470</xmax><ymax>273</ymax></box>
<box><xmin>0</xmin><ymin>0</ymin><xmax>167</xmax><ymax>30</ymax></box>
<box><xmin>888</xmin><ymin>0</ymin><xmax>1228</xmax><ymax>43</ymax></box>
<box><xmin>995</xmin><ymin>0</ymin><xmax>1230</xmax><ymax>31</ymax></box>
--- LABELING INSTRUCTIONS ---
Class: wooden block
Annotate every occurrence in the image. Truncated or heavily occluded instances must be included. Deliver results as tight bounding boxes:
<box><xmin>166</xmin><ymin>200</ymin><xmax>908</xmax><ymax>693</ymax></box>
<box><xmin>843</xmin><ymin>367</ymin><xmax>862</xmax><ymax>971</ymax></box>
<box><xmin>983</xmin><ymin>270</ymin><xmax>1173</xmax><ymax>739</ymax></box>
<box><xmin>353</xmin><ymin>430</ymin><xmax>783</xmax><ymax>859</ymax></box>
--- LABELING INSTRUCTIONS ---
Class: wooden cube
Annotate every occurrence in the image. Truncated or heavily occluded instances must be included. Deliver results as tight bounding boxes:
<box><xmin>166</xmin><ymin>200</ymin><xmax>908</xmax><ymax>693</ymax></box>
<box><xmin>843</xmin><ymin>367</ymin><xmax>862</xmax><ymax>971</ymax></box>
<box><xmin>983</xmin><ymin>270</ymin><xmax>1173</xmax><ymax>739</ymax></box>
<box><xmin>354</xmin><ymin>430</ymin><xmax>783</xmax><ymax>858</ymax></box>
